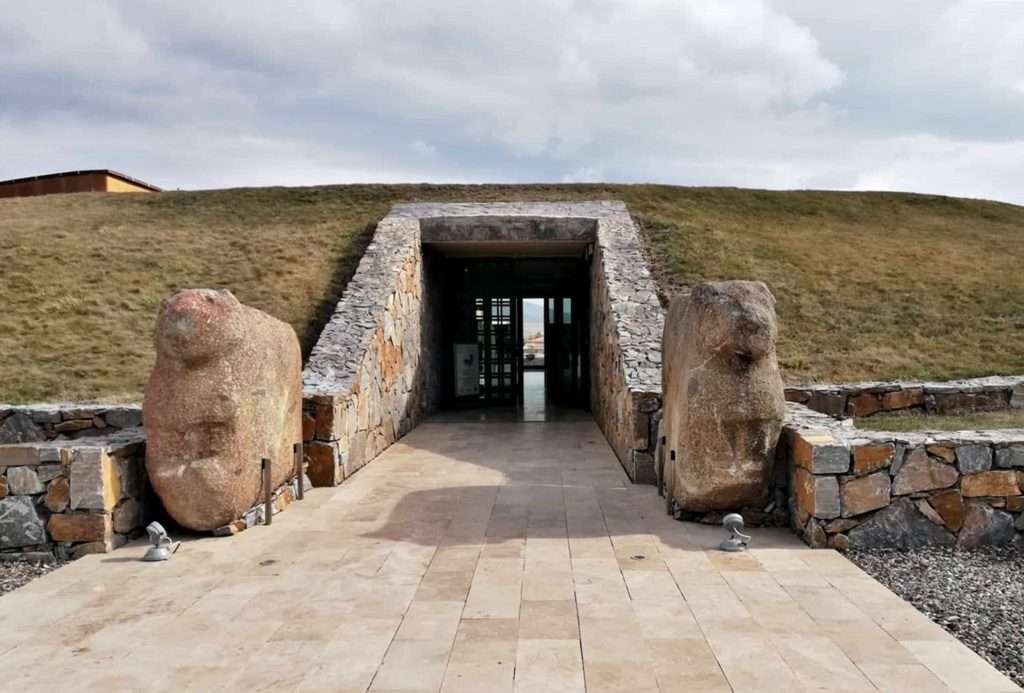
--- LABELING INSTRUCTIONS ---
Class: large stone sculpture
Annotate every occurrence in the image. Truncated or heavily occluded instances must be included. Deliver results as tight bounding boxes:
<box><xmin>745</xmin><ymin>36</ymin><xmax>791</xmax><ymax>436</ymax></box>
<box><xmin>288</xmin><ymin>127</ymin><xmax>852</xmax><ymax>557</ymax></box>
<box><xmin>662</xmin><ymin>281</ymin><xmax>785</xmax><ymax>514</ymax></box>
<box><xmin>144</xmin><ymin>289</ymin><xmax>302</xmax><ymax>531</ymax></box>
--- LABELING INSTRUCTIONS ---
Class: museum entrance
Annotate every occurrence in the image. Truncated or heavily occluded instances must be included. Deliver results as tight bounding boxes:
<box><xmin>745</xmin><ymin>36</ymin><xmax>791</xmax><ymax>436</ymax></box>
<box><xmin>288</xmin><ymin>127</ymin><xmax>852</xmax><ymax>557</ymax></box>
<box><xmin>436</xmin><ymin>256</ymin><xmax>590</xmax><ymax>421</ymax></box>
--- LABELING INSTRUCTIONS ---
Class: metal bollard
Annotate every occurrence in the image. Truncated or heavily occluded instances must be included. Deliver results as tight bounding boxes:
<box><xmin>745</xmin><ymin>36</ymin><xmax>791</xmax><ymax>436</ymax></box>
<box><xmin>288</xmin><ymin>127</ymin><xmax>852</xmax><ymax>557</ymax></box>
<box><xmin>262</xmin><ymin>457</ymin><xmax>272</xmax><ymax>526</ymax></box>
<box><xmin>294</xmin><ymin>442</ymin><xmax>304</xmax><ymax>501</ymax></box>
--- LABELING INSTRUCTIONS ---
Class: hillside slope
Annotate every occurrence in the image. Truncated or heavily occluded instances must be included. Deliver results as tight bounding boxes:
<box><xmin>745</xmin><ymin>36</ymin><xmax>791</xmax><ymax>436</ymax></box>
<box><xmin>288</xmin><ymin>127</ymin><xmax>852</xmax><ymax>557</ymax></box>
<box><xmin>0</xmin><ymin>184</ymin><xmax>1021</xmax><ymax>402</ymax></box>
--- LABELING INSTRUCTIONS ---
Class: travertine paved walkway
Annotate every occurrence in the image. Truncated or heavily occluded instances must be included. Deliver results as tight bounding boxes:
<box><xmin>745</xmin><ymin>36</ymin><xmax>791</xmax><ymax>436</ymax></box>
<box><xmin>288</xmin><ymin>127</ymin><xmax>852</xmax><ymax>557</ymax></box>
<box><xmin>1</xmin><ymin>420</ymin><xmax>1019</xmax><ymax>692</ymax></box>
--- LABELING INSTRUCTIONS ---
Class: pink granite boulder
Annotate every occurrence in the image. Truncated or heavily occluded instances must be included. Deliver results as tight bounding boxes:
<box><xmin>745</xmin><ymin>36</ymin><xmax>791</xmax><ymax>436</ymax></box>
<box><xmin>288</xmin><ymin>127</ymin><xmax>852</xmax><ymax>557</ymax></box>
<box><xmin>662</xmin><ymin>281</ymin><xmax>785</xmax><ymax>513</ymax></box>
<box><xmin>144</xmin><ymin>289</ymin><xmax>301</xmax><ymax>531</ymax></box>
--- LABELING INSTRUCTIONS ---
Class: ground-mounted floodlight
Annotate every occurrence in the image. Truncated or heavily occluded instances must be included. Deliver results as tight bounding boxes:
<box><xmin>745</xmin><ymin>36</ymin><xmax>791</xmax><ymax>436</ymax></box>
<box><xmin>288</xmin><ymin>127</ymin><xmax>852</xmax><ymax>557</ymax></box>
<box><xmin>142</xmin><ymin>521</ymin><xmax>181</xmax><ymax>562</ymax></box>
<box><xmin>719</xmin><ymin>513</ymin><xmax>751</xmax><ymax>552</ymax></box>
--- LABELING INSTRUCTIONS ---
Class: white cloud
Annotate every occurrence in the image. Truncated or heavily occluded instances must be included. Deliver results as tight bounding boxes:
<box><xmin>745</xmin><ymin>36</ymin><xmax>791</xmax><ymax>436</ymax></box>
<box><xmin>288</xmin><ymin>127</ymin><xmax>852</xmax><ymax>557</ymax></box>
<box><xmin>0</xmin><ymin>1</ymin><xmax>1022</xmax><ymax>203</ymax></box>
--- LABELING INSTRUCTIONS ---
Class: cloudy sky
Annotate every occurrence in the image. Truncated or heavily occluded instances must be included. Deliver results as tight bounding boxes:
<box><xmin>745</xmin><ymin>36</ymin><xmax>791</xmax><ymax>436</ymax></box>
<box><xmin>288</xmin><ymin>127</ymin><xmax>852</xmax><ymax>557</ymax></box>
<box><xmin>3</xmin><ymin>1</ymin><xmax>1024</xmax><ymax>203</ymax></box>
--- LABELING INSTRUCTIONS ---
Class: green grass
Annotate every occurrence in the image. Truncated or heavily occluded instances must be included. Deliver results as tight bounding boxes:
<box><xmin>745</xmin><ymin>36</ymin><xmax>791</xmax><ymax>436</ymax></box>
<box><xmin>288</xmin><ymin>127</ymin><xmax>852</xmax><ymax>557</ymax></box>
<box><xmin>856</xmin><ymin>410</ymin><xmax>1024</xmax><ymax>432</ymax></box>
<box><xmin>1</xmin><ymin>184</ymin><xmax>1022</xmax><ymax>402</ymax></box>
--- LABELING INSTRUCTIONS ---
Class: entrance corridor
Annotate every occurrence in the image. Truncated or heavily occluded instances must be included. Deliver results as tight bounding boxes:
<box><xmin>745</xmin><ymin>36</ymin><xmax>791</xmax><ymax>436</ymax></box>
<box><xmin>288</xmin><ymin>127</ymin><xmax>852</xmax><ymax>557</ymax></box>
<box><xmin>1</xmin><ymin>421</ymin><xmax>1017</xmax><ymax>692</ymax></box>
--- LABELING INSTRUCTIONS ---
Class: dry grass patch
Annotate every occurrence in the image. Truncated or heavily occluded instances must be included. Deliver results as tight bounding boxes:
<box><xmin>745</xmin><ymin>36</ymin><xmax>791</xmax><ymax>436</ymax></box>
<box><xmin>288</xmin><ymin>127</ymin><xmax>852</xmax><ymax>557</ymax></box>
<box><xmin>1</xmin><ymin>184</ymin><xmax>1022</xmax><ymax>402</ymax></box>
<box><xmin>856</xmin><ymin>410</ymin><xmax>1024</xmax><ymax>432</ymax></box>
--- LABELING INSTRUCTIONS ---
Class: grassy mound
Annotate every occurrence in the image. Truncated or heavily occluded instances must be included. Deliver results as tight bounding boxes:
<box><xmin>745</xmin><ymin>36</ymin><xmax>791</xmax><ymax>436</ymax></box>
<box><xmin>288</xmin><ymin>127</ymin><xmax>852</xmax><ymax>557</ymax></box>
<box><xmin>1</xmin><ymin>184</ymin><xmax>1021</xmax><ymax>402</ymax></box>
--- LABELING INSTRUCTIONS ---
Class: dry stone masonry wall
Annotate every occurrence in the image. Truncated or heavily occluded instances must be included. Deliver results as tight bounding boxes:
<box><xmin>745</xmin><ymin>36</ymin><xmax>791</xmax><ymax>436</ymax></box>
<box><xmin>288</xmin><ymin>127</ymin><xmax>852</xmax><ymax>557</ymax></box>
<box><xmin>302</xmin><ymin>215</ymin><xmax>441</xmax><ymax>486</ymax></box>
<box><xmin>0</xmin><ymin>428</ymin><xmax>149</xmax><ymax>560</ymax></box>
<box><xmin>783</xmin><ymin>402</ymin><xmax>1024</xmax><ymax>550</ymax></box>
<box><xmin>786</xmin><ymin>375</ymin><xmax>1024</xmax><ymax>418</ymax></box>
<box><xmin>589</xmin><ymin>213</ymin><xmax>664</xmax><ymax>482</ymax></box>
<box><xmin>302</xmin><ymin>201</ymin><xmax>665</xmax><ymax>484</ymax></box>
<box><xmin>0</xmin><ymin>404</ymin><xmax>143</xmax><ymax>444</ymax></box>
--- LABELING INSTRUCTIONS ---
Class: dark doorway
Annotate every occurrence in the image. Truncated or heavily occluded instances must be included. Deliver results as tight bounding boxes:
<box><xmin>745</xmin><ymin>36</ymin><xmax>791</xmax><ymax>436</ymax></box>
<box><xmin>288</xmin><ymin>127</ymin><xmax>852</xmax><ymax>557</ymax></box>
<box><xmin>437</xmin><ymin>257</ymin><xmax>589</xmax><ymax>418</ymax></box>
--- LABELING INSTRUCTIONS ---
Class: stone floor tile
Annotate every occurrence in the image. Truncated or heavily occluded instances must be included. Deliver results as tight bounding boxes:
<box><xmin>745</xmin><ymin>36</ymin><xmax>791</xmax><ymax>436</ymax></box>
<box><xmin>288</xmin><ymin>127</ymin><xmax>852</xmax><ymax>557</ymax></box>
<box><xmin>630</xmin><ymin>597</ymin><xmax>703</xmax><ymax>640</ymax></box>
<box><xmin>519</xmin><ymin>599</ymin><xmax>580</xmax><ymax>640</ymax></box>
<box><xmin>441</xmin><ymin>634</ymin><xmax>516</xmax><ymax>693</ymax></box>
<box><xmin>856</xmin><ymin>663</ymin><xmax>954</xmax><ymax>693</ymax></box>
<box><xmin>394</xmin><ymin>600</ymin><xmax>464</xmax><ymax>642</ymax></box>
<box><xmin>776</xmin><ymin>635</ymin><xmax>878</xmax><ymax>692</ymax></box>
<box><xmin>371</xmin><ymin>637</ymin><xmax>453</xmax><ymax>692</ymax></box>
<box><xmin>514</xmin><ymin>639</ymin><xmax>586</xmax><ymax>693</ymax></box>
<box><xmin>646</xmin><ymin>638</ymin><xmax>732</xmax><ymax>693</ymax></box>
<box><xmin>622</xmin><ymin>568</ymin><xmax>682</xmax><ymax>600</ymax></box>
<box><xmin>902</xmin><ymin>640</ymin><xmax>1022</xmax><ymax>693</ymax></box>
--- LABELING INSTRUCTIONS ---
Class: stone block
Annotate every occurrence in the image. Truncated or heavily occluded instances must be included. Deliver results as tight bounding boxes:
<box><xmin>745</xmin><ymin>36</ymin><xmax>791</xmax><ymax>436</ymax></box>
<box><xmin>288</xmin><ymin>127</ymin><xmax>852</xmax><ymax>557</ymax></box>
<box><xmin>852</xmin><ymin>443</ymin><xmax>894</xmax><ymax>475</ymax></box>
<box><xmin>44</xmin><ymin>477</ymin><xmax>70</xmax><ymax>513</ymax></box>
<box><xmin>6</xmin><ymin>467</ymin><xmax>44</xmax><ymax>495</ymax></box>
<box><xmin>995</xmin><ymin>446</ymin><xmax>1024</xmax><ymax>468</ymax></box>
<box><xmin>0</xmin><ymin>476</ymin><xmax>6</xmax><ymax>499</ymax></box>
<box><xmin>103</xmin><ymin>408</ymin><xmax>143</xmax><ymax>429</ymax></box>
<box><xmin>958</xmin><ymin>503</ymin><xmax>1015</xmax><ymax>548</ymax></box>
<box><xmin>112</xmin><ymin>498</ymin><xmax>143</xmax><ymax>534</ymax></box>
<box><xmin>0</xmin><ymin>445</ymin><xmax>40</xmax><ymax>468</ymax></box>
<box><xmin>0</xmin><ymin>413</ymin><xmax>45</xmax><ymax>444</ymax></box>
<box><xmin>915</xmin><ymin>499</ymin><xmax>946</xmax><ymax>526</ymax></box>
<box><xmin>1012</xmin><ymin>384</ymin><xmax>1024</xmax><ymax>409</ymax></box>
<box><xmin>48</xmin><ymin>512</ymin><xmax>110</xmax><ymax>543</ymax></box>
<box><xmin>881</xmin><ymin>388</ymin><xmax>924</xmax><ymax>411</ymax></box>
<box><xmin>841</xmin><ymin>472</ymin><xmax>891</xmax><ymax>517</ymax></box>
<box><xmin>306</xmin><ymin>441</ymin><xmax>342</xmax><ymax>487</ymax></box>
<box><xmin>116</xmin><ymin>456</ymin><xmax>144</xmax><ymax>500</ymax></box>
<box><xmin>0</xmin><ymin>496</ymin><xmax>47</xmax><ymax>548</ymax></box>
<box><xmin>794</xmin><ymin>467</ymin><xmax>840</xmax><ymax>520</ymax></box>
<box><xmin>892</xmin><ymin>446</ymin><xmax>958</xmax><ymax>496</ymax></box>
<box><xmin>928</xmin><ymin>490</ymin><xmax>964</xmax><ymax>531</ymax></box>
<box><xmin>70</xmin><ymin>449</ymin><xmax>121</xmax><ymax>511</ymax></box>
<box><xmin>36</xmin><ymin>465</ymin><xmax>63</xmax><ymax>483</ymax></box>
<box><xmin>847</xmin><ymin>498</ymin><xmax>955</xmax><ymax>550</ymax></box>
<box><xmin>956</xmin><ymin>444</ymin><xmax>992</xmax><ymax>474</ymax></box>
<box><xmin>54</xmin><ymin>419</ymin><xmax>94</xmax><ymax>434</ymax></box>
<box><xmin>925</xmin><ymin>444</ymin><xmax>956</xmax><ymax>464</ymax></box>
<box><xmin>1006</xmin><ymin>495</ymin><xmax>1024</xmax><ymax>512</ymax></box>
<box><xmin>848</xmin><ymin>393</ymin><xmax>882</xmax><ymax>417</ymax></box>
<box><xmin>807</xmin><ymin>392</ymin><xmax>846</xmax><ymax>418</ymax></box>
<box><xmin>793</xmin><ymin>434</ymin><xmax>850</xmax><ymax>474</ymax></box>
<box><xmin>961</xmin><ymin>470</ymin><xmax>1020</xmax><ymax>498</ymax></box>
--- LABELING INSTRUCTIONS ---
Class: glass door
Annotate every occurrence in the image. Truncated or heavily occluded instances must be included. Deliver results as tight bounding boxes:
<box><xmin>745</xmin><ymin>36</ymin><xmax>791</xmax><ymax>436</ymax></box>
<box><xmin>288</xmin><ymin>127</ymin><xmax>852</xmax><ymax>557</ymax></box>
<box><xmin>545</xmin><ymin>295</ymin><xmax>582</xmax><ymax>407</ymax></box>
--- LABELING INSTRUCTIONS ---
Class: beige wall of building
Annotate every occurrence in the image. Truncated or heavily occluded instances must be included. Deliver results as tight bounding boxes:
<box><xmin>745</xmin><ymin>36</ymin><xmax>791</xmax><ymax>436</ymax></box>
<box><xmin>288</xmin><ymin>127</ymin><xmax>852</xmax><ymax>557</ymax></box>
<box><xmin>0</xmin><ymin>170</ymin><xmax>160</xmax><ymax>198</ymax></box>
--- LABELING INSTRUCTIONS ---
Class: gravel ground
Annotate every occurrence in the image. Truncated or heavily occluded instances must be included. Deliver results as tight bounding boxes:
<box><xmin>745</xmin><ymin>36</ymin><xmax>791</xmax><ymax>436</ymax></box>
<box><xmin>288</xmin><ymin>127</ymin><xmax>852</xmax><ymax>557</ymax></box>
<box><xmin>0</xmin><ymin>558</ymin><xmax>66</xmax><ymax>596</ymax></box>
<box><xmin>848</xmin><ymin>546</ymin><xmax>1024</xmax><ymax>688</ymax></box>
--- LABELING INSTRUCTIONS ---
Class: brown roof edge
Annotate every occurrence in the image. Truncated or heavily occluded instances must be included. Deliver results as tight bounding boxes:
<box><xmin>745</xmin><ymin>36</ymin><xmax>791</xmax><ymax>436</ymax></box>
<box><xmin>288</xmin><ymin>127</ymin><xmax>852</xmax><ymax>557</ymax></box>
<box><xmin>0</xmin><ymin>169</ymin><xmax>162</xmax><ymax>192</ymax></box>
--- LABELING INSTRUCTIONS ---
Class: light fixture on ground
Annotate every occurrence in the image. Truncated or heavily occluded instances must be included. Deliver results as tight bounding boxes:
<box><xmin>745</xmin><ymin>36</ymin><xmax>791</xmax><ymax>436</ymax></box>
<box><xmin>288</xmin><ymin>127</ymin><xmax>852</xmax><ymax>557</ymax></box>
<box><xmin>142</xmin><ymin>521</ymin><xmax>181</xmax><ymax>562</ymax></box>
<box><xmin>719</xmin><ymin>513</ymin><xmax>751</xmax><ymax>552</ymax></box>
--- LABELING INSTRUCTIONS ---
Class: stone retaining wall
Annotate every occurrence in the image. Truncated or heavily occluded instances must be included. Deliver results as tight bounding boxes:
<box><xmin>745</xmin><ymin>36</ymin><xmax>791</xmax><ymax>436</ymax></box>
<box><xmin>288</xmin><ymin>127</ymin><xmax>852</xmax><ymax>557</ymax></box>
<box><xmin>0</xmin><ymin>429</ymin><xmax>149</xmax><ymax>560</ymax></box>
<box><xmin>302</xmin><ymin>215</ymin><xmax>442</xmax><ymax>486</ymax></box>
<box><xmin>783</xmin><ymin>403</ymin><xmax>1024</xmax><ymax>550</ymax></box>
<box><xmin>786</xmin><ymin>375</ymin><xmax>1024</xmax><ymax>418</ymax></box>
<box><xmin>0</xmin><ymin>404</ymin><xmax>143</xmax><ymax>444</ymax></box>
<box><xmin>588</xmin><ymin>211</ymin><xmax>664</xmax><ymax>483</ymax></box>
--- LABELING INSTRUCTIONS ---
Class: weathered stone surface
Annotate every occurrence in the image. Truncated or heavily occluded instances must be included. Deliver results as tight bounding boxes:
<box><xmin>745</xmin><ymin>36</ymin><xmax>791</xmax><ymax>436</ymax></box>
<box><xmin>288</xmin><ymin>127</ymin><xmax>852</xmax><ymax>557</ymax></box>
<box><xmin>6</xmin><ymin>466</ymin><xmax>44</xmax><ymax>495</ymax></box>
<box><xmin>961</xmin><ymin>470</ymin><xmax>1020</xmax><ymax>498</ymax></box>
<box><xmin>925</xmin><ymin>444</ymin><xmax>956</xmax><ymax>464</ymax></box>
<box><xmin>841</xmin><ymin>472</ymin><xmax>891</xmax><ymax>517</ymax></box>
<box><xmin>852</xmin><ymin>443</ymin><xmax>894</xmax><ymax>475</ymax></box>
<box><xmin>995</xmin><ymin>446</ymin><xmax>1024</xmax><ymax>468</ymax></box>
<box><xmin>112</xmin><ymin>498</ymin><xmax>142</xmax><ymax>534</ymax></box>
<box><xmin>829</xmin><ymin>533</ymin><xmax>850</xmax><ymax>551</ymax></box>
<box><xmin>794</xmin><ymin>435</ymin><xmax>850</xmax><ymax>474</ymax></box>
<box><xmin>803</xmin><ymin>518</ymin><xmax>827</xmax><ymax>548</ymax></box>
<box><xmin>956</xmin><ymin>444</ymin><xmax>992</xmax><ymax>474</ymax></box>
<box><xmin>881</xmin><ymin>388</ymin><xmax>924</xmax><ymax>411</ymax></box>
<box><xmin>847</xmin><ymin>498</ymin><xmax>955</xmax><ymax>550</ymax></box>
<box><xmin>0</xmin><ymin>496</ymin><xmax>47</xmax><ymax>548</ymax></box>
<box><xmin>928</xmin><ymin>490</ymin><xmax>964</xmax><ymax>531</ymax></box>
<box><xmin>103</xmin><ymin>407</ymin><xmax>143</xmax><ymax>429</ymax></box>
<box><xmin>892</xmin><ymin>447</ymin><xmax>958</xmax><ymax>495</ymax></box>
<box><xmin>145</xmin><ymin>289</ymin><xmax>303</xmax><ymax>531</ymax></box>
<box><xmin>70</xmin><ymin>450</ymin><xmax>120</xmax><ymax>511</ymax></box>
<box><xmin>306</xmin><ymin>441</ymin><xmax>341</xmax><ymax>487</ymax></box>
<box><xmin>662</xmin><ymin>281</ymin><xmax>785</xmax><ymax>511</ymax></box>
<box><xmin>824</xmin><ymin>518</ymin><xmax>860</xmax><ymax>533</ymax></box>
<box><xmin>44</xmin><ymin>477</ymin><xmax>70</xmax><ymax>512</ymax></box>
<box><xmin>48</xmin><ymin>512</ymin><xmax>110</xmax><ymax>543</ymax></box>
<box><xmin>957</xmin><ymin>503</ymin><xmax>1015</xmax><ymax>548</ymax></box>
<box><xmin>54</xmin><ymin>419</ymin><xmax>93</xmax><ymax>433</ymax></box>
<box><xmin>0</xmin><ymin>476</ymin><xmax>6</xmax><ymax>499</ymax></box>
<box><xmin>36</xmin><ymin>465</ymin><xmax>63</xmax><ymax>483</ymax></box>
<box><xmin>1006</xmin><ymin>495</ymin><xmax>1024</xmax><ymax>512</ymax></box>
<box><xmin>794</xmin><ymin>467</ymin><xmax>840</xmax><ymax>520</ymax></box>
<box><xmin>849</xmin><ymin>394</ymin><xmax>882</xmax><ymax>417</ymax></box>
<box><xmin>0</xmin><ymin>412</ymin><xmax>44</xmax><ymax>444</ymax></box>
<box><xmin>915</xmin><ymin>499</ymin><xmax>946</xmax><ymax>527</ymax></box>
